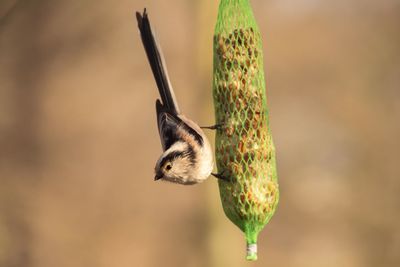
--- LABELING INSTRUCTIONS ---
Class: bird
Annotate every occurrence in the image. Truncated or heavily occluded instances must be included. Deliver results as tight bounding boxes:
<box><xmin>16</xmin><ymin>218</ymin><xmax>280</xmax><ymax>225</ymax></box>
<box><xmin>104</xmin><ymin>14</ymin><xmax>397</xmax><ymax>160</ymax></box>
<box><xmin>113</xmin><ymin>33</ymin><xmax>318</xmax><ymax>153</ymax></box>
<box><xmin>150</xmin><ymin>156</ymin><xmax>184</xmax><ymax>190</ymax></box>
<box><xmin>136</xmin><ymin>9</ymin><xmax>224</xmax><ymax>185</ymax></box>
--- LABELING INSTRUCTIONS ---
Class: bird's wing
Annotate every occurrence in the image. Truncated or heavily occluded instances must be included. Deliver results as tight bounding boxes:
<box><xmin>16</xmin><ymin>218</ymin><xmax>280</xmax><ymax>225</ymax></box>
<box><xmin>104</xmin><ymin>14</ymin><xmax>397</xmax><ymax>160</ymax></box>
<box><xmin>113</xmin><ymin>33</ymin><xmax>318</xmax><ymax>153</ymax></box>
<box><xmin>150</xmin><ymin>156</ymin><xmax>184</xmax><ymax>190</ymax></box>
<box><xmin>156</xmin><ymin>100</ymin><xmax>203</xmax><ymax>151</ymax></box>
<box><xmin>156</xmin><ymin>100</ymin><xmax>180</xmax><ymax>150</ymax></box>
<box><xmin>136</xmin><ymin>9</ymin><xmax>180</xmax><ymax>115</ymax></box>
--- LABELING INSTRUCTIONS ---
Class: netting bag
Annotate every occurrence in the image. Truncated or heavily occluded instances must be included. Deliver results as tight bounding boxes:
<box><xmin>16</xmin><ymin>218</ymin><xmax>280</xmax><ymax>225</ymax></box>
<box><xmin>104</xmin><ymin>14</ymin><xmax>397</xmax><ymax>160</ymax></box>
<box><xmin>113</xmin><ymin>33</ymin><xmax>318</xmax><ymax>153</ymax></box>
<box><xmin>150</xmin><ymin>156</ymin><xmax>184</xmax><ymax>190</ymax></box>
<box><xmin>212</xmin><ymin>0</ymin><xmax>279</xmax><ymax>261</ymax></box>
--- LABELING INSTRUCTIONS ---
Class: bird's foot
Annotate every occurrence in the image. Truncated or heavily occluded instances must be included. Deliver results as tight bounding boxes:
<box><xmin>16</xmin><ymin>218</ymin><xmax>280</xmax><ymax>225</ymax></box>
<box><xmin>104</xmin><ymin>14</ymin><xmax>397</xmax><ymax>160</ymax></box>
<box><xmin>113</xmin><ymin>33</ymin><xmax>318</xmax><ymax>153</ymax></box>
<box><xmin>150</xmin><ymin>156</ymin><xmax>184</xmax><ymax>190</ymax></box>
<box><xmin>212</xmin><ymin>172</ymin><xmax>234</xmax><ymax>182</ymax></box>
<box><xmin>201</xmin><ymin>123</ymin><xmax>224</xmax><ymax>130</ymax></box>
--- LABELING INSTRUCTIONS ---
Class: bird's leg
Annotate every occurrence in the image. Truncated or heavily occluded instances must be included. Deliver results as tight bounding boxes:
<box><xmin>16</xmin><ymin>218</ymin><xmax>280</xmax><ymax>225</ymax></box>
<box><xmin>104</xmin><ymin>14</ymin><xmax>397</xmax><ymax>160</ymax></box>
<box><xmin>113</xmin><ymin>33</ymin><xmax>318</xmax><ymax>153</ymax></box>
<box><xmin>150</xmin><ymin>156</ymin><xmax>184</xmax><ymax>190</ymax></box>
<box><xmin>212</xmin><ymin>172</ymin><xmax>233</xmax><ymax>182</ymax></box>
<box><xmin>201</xmin><ymin>123</ymin><xmax>224</xmax><ymax>130</ymax></box>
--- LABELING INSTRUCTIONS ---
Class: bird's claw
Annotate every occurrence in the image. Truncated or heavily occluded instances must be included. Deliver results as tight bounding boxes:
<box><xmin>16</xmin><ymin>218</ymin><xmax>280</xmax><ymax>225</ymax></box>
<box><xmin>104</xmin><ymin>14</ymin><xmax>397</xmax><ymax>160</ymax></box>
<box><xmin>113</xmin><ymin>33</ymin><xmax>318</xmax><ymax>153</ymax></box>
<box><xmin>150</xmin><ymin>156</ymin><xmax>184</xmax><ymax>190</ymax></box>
<box><xmin>212</xmin><ymin>171</ymin><xmax>234</xmax><ymax>182</ymax></box>
<box><xmin>201</xmin><ymin>123</ymin><xmax>224</xmax><ymax>130</ymax></box>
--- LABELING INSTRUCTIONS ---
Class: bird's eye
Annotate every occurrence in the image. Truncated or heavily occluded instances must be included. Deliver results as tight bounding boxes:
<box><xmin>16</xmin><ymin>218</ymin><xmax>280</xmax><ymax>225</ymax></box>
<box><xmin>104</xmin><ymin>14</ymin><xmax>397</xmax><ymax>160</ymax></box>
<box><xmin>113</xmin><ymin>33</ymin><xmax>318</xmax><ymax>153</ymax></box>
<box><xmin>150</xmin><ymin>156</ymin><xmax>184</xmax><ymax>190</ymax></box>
<box><xmin>165</xmin><ymin>164</ymin><xmax>172</xmax><ymax>171</ymax></box>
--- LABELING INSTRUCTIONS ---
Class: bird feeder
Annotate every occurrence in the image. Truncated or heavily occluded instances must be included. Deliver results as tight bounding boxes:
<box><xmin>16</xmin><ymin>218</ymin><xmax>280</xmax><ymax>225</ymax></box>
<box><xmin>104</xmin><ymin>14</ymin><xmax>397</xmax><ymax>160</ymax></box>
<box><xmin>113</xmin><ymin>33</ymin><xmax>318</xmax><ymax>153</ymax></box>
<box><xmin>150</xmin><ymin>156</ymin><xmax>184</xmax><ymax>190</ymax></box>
<box><xmin>212</xmin><ymin>0</ymin><xmax>279</xmax><ymax>261</ymax></box>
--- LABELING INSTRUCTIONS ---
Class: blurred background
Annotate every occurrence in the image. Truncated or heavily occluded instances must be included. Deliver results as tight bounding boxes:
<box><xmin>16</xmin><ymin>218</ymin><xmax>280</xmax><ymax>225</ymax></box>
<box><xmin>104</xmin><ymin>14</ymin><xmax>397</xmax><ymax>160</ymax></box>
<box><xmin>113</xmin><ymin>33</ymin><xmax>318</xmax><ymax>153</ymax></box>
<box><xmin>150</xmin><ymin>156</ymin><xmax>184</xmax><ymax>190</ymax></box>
<box><xmin>1</xmin><ymin>0</ymin><xmax>399</xmax><ymax>266</ymax></box>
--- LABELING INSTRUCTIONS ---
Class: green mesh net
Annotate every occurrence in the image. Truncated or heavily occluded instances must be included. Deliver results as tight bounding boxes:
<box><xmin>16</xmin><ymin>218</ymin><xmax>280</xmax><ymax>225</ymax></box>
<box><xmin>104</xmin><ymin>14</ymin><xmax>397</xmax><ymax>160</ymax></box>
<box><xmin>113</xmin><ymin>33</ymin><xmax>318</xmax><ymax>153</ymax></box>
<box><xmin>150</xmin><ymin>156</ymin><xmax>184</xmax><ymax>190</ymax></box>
<box><xmin>213</xmin><ymin>0</ymin><xmax>279</xmax><ymax>261</ymax></box>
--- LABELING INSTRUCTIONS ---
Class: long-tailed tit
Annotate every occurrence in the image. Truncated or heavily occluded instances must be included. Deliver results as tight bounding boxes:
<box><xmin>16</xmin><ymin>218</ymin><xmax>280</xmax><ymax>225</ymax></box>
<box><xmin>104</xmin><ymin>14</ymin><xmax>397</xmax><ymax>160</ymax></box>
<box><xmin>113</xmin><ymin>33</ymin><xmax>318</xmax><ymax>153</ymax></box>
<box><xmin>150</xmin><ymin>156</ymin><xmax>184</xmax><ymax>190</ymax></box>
<box><xmin>136</xmin><ymin>9</ymin><xmax>223</xmax><ymax>185</ymax></box>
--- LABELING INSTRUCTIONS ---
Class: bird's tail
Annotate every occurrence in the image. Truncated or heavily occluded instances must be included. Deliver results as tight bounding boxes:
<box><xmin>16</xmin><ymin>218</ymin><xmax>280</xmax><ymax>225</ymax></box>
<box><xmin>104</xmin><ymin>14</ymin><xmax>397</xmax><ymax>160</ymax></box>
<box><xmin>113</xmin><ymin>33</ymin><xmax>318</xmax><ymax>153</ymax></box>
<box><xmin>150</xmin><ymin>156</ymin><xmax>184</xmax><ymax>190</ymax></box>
<box><xmin>136</xmin><ymin>9</ymin><xmax>180</xmax><ymax>114</ymax></box>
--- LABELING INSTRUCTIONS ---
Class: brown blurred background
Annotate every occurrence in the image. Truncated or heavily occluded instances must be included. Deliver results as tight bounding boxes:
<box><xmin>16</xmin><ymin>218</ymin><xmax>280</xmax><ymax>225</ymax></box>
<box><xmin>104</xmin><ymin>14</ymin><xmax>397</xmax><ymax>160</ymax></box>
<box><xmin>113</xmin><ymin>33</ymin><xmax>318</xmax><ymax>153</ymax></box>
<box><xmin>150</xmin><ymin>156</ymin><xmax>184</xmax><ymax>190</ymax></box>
<box><xmin>1</xmin><ymin>0</ymin><xmax>399</xmax><ymax>266</ymax></box>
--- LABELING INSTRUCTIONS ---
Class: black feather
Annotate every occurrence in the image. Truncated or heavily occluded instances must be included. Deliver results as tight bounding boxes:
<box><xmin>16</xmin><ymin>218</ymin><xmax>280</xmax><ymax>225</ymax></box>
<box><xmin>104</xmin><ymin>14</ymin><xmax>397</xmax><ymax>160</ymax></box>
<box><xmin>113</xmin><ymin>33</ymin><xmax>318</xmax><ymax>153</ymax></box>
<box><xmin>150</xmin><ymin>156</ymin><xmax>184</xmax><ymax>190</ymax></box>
<box><xmin>136</xmin><ymin>9</ymin><xmax>179</xmax><ymax>114</ymax></box>
<box><xmin>137</xmin><ymin>9</ymin><xmax>203</xmax><ymax>152</ymax></box>
<box><xmin>158</xmin><ymin>144</ymin><xmax>196</xmax><ymax>169</ymax></box>
<box><xmin>156</xmin><ymin>104</ymin><xmax>204</xmax><ymax>149</ymax></box>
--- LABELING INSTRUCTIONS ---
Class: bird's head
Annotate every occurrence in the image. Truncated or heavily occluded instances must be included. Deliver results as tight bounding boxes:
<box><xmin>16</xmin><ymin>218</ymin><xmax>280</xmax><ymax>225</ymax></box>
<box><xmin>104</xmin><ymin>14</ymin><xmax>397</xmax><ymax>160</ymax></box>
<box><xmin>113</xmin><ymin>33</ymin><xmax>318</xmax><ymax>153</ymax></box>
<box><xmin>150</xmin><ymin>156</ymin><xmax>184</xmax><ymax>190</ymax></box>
<box><xmin>154</xmin><ymin>142</ymin><xmax>196</xmax><ymax>185</ymax></box>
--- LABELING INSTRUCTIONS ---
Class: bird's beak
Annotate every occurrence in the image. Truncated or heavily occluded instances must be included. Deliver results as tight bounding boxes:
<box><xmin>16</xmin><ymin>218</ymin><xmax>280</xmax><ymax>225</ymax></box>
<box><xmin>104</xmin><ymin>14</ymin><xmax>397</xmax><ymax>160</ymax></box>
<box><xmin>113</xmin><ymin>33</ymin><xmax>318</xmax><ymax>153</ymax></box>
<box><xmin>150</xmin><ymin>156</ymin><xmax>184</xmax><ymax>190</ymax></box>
<box><xmin>154</xmin><ymin>172</ymin><xmax>163</xmax><ymax>181</ymax></box>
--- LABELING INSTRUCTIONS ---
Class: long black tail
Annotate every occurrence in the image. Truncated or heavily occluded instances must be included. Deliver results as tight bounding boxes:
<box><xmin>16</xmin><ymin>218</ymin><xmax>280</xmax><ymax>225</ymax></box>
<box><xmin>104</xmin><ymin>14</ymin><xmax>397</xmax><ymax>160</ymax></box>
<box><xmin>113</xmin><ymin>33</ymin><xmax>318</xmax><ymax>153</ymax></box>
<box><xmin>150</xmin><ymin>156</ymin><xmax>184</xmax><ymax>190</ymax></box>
<box><xmin>136</xmin><ymin>9</ymin><xmax>180</xmax><ymax>114</ymax></box>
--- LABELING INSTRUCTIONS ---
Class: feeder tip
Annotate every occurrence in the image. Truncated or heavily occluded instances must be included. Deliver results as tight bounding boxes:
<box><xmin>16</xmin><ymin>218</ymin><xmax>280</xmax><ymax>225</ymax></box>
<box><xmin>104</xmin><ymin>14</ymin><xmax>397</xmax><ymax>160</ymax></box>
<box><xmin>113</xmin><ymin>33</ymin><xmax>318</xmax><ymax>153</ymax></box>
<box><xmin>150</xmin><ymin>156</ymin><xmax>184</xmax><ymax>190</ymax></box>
<box><xmin>246</xmin><ymin>243</ymin><xmax>258</xmax><ymax>261</ymax></box>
